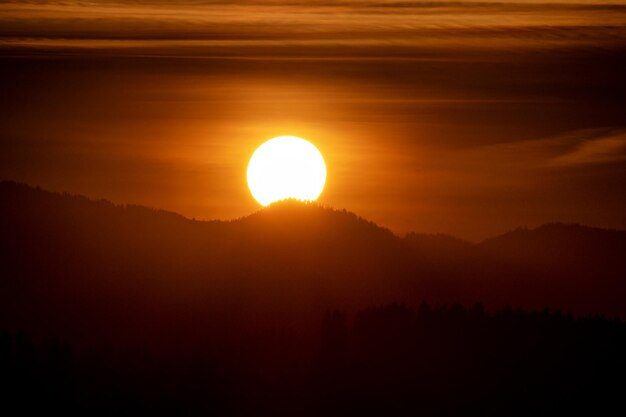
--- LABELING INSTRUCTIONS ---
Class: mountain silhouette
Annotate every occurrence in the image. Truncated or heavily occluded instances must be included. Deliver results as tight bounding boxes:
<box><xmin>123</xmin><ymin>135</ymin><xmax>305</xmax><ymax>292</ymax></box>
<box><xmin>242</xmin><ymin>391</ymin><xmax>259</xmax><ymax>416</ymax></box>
<box><xmin>1</xmin><ymin>180</ymin><xmax>626</xmax><ymax>349</ymax></box>
<box><xmin>2</xmin><ymin>181</ymin><xmax>626</xmax><ymax>416</ymax></box>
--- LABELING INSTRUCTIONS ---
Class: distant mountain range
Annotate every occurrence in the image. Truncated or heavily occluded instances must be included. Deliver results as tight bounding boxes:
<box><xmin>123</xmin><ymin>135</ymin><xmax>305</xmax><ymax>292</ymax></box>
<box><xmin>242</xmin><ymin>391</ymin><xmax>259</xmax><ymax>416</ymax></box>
<box><xmin>1</xmin><ymin>181</ymin><xmax>625</xmax><ymax>348</ymax></box>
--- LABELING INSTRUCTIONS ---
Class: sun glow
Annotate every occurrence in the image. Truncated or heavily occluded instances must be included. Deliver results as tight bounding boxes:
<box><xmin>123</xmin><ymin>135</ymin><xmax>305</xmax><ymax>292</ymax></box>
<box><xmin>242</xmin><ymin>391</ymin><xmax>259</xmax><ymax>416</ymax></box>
<box><xmin>247</xmin><ymin>136</ymin><xmax>326</xmax><ymax>206</ymax></box>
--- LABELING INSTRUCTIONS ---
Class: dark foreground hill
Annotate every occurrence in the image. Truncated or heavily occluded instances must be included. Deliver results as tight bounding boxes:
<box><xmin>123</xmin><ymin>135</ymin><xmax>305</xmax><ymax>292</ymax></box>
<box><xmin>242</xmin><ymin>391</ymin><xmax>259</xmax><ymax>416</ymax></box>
<box><xmin>2</xmin><ymin>303</ymin><xmax>625</xmax><ymax>416</ymax></box>
<box><xmin>2</xmin><ymin>180</ymin><xmax>625</xmax><ymax>341</ymax></box>
<box><xmin>1</xmin><ymin>181</ymin><xmax>626</xmax><ymax>415</ymax></box>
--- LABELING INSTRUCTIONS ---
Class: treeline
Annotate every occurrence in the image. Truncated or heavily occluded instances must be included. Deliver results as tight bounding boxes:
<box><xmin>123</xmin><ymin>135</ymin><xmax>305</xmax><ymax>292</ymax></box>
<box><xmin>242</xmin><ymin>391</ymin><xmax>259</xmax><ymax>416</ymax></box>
<box><xmin>316</xmin><ymin>303</ymin><xmax>626</xmax><ymax>416</ymax></box>
<box><xmin>2</xmin><ymin>303</ymin><xmax>625</xmax><ymax>416</ymax></box>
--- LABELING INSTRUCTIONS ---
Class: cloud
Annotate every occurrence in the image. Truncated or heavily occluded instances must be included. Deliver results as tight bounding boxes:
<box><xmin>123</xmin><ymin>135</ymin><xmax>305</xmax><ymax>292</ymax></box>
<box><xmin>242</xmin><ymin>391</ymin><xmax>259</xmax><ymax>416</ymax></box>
<box><xmin>1</xmin><ymin>0</ymin><xmax>625</xmax><ymax>48</ymax></box>
<box><xmin>422</xmin><ymin>128</ymin><xmax>626</xmax><ymax>194</ymax></box>
<box><xmin>550</xmin><ymin>131</ymin><xmax>626</xmax><ymax>167</ymax></box>
<box><xmin>458</xmin><ymin>128</ymin><xmax>626</xmax><ymax>171</ymax></box>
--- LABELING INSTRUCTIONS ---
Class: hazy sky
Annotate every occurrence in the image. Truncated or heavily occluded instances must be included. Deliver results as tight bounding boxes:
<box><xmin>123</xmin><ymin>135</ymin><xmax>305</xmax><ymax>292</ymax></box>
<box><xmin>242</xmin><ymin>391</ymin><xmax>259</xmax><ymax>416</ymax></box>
<box><xmin>1</xmin><ymin>0</ymin><xmax>625</xmax><ymax>240</ymax></box>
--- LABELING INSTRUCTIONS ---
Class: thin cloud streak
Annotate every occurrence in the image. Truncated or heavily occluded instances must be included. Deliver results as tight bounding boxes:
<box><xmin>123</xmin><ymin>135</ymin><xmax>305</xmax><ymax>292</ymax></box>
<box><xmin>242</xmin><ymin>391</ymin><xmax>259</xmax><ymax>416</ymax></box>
<box><xmin>1</xmin><ymin>0</ymin><xmax>625</xmax><ymax>48</ymax></box>
<box><xmin>550</xmin><ymin>131</ymin><xmax>626</xmax><ymax>166</ymax></box>
<box><xmin>453</xmin><ymin>128</ymin><xmax>626</xmax><ymax>171</ymax></box>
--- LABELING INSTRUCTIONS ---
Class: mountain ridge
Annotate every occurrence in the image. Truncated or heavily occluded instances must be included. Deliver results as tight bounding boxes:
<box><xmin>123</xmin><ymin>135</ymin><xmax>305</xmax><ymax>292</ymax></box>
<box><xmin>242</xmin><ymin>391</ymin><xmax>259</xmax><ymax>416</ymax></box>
<box><xmin>3</xmin><ymin>180</ymin><xmax>624</xmax><ymax>243</ymax></box>
<box><xmin>1</xmin><ymin>180</ymin><xmax>626</xmax><ymax>349</ymax></box>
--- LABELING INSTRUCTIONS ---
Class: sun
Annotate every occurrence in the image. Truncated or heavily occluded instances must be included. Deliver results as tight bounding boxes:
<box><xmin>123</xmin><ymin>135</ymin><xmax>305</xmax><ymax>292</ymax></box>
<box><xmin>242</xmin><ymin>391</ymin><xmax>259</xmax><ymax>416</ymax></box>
<box><xmin>247</xmin><ymin>136</ymin><xmax>326</xmax><ymax>206</ymax></box>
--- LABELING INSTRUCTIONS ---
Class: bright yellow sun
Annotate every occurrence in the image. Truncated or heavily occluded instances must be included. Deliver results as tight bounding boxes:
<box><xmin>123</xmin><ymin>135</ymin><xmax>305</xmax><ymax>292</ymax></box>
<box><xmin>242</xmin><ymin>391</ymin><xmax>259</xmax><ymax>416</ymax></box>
<box><xmin>247</xmin><ymin>136</ymin><xmax>326</xmax><ymax>206</ymax></box>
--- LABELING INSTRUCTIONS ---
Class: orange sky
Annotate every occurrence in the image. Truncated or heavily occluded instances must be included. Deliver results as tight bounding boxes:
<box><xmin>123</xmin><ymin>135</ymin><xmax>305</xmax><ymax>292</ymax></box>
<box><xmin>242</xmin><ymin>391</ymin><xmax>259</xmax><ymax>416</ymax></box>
<box><xmin>1</xmin><ymin>0</ymin><xmax>625</xmax><ymax>240</ymax></box>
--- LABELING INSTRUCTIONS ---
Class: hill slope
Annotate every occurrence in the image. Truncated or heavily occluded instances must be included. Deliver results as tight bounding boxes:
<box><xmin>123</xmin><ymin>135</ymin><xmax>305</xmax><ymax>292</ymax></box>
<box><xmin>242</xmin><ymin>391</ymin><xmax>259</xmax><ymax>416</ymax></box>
<box><xmin>1</xmin><ymin>181</ymin><xmax>626</xmax><ymax>347</ymax></box>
